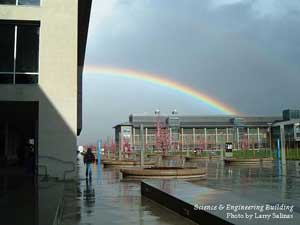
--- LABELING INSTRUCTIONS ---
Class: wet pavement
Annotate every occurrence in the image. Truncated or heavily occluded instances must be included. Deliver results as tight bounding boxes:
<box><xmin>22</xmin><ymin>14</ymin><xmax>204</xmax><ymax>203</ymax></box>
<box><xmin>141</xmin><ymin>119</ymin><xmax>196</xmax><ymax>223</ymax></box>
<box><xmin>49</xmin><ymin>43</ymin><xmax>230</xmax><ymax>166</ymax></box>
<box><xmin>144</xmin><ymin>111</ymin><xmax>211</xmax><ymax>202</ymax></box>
<box><xmin>61</xmin><ymin>155</ymin><xmax>300</xmax><ymax>225</ymax></box>
<box><xmin>0</xmin><ymin>175</ymin><xmax>37</xmax><ymax>225</ymax></box>
<box><xmin>190</xmin><ymin>160</ymin><xmax>300</xmax><ymax>207</ymax></box>
<box><xmin>0</xmin><ymin>173</ymin><xmax>64</xmax><ymax>225</ymax></box>
<box><xmin>61</xmin><ymin>155</ymin><xmax>197</xmax><ymax>225</ymax></box>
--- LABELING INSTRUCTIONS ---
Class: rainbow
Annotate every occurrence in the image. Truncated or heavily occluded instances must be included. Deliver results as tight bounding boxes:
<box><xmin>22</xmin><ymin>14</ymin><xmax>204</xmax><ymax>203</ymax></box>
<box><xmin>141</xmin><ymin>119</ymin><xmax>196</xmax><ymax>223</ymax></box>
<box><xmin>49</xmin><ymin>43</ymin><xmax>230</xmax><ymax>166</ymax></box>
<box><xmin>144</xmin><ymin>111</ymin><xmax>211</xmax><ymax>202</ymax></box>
<box><xmin>84</xmin><ymin>65</ymin><xmax>239</xmax><ymax>115</ymax></box>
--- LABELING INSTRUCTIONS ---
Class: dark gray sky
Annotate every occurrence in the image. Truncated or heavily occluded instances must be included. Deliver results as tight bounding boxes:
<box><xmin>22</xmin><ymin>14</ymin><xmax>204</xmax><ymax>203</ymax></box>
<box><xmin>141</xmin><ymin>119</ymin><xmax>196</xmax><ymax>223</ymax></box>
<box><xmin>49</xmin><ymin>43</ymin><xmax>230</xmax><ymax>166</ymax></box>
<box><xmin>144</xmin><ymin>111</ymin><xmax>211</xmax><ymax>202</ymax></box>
<box><xmin>78</xmin><ymin>0</ymin><xmax>300</xmax><ymax>144</ymax></box>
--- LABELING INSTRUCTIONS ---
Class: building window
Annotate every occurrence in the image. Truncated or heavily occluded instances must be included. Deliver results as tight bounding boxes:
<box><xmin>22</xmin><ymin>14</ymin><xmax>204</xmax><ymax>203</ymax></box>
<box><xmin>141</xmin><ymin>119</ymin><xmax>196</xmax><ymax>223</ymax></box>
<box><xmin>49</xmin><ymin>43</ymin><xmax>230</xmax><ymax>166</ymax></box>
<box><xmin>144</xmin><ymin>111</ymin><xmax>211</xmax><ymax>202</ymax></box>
<box><xmin>0</xmin><ymin>24</ymin><xmax>14</xmax><ymax>73</ymax></box>
<box><xmin>0</xmin><ymin>0</ymin><xmax>16</xmax><ymax>4</ymax></box>
<box><xmin>0</xmin><ymin>0</ymin><xmax>40</xmax><ymax>5</ymax></box>
<box><xmin>0</xmin><ymin>22</ymin><xmax>39</xmax><ymax>84</ymax></box>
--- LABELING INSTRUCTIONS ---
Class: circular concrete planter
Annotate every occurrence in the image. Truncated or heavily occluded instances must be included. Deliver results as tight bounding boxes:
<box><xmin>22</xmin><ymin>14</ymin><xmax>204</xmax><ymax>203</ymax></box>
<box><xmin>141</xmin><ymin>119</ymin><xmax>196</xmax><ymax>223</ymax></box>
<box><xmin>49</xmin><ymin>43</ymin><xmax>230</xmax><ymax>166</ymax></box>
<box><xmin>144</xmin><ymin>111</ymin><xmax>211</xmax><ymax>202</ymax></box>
<box><xmin>224</xmin><ymin>157</ymin><xmax>274</xmax><ymax>165</ymax></box>
<box><xmin>103</xmin><ymin>160</ymin><xmax>155</xmax><ymax>168</ymax></box>
<box><xmin>121</xmin><ymin>166</ymin><xmax>207</xmax><ymax>179</ymax></box>
<box><xmin>224</xmin><ymin>158</ymin><xmax>261</xmax><ymax>165</ymax></box>
<box><xmin>146</xmin><ymin>154</ymin><xmax>162</xmax><ymax>159</ymax></box>
<box><xmin>162</xmin><ymin>155</ymin><xmax>184</xmax><ymax>160</ymax></box>
<box><xmin>209</xmin><ymin>155</ymin><xmax>221</xmax><ymax>160</ymax></box>
<box><xmin>261</xmin><ymin>157</ymin><xmax>274</xmax><ymax>162</ymax></box>
<box><xmin>185</xmin><ymin>156</ymin><xmax>209</xmax><ymax>162</ymax></box>
<box><xmin>146</xmin><ymin>153</ymin><xmax>161</xmax><ymax>157</ymax></box>
<box><xmin>100</xmin><ymin>157</ymin><xmax>117</xmax><ymax>161</ymax></box>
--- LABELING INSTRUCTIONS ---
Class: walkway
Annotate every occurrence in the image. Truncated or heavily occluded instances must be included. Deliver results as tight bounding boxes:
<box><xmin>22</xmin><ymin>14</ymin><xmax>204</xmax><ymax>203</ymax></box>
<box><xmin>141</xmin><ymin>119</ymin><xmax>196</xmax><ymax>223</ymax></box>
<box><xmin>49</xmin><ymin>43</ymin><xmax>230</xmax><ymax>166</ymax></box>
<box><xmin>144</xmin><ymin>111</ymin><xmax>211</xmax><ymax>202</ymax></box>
<box><xmin>61</xmin><ymin>155</ymin><xmax>196</xmax><ymax>225</ymax></box>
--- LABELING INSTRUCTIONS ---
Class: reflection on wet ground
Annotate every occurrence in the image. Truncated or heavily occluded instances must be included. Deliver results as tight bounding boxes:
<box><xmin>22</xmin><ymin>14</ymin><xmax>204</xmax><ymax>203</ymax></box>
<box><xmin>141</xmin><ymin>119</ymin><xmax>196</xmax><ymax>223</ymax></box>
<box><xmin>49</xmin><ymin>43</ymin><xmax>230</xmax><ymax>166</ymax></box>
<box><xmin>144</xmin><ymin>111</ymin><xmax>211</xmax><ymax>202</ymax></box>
<box><xmin>61</xmin><ymin>156</ymin><xmax>300</xmax><ymax>225</ymax></box>
<box><xmin>61</xmin><ymin>155</ymin><xmax>196</xmax><ymax>225</ymax></box>
<box><xmin>190</xmin><ymin>160</ymin><xmax>300</xmax><ymax>208</ymax></box>
<box><xmin>0</xmin><ymin>175</ymin><xmax>37</xmax><ymax>225</ymax></box>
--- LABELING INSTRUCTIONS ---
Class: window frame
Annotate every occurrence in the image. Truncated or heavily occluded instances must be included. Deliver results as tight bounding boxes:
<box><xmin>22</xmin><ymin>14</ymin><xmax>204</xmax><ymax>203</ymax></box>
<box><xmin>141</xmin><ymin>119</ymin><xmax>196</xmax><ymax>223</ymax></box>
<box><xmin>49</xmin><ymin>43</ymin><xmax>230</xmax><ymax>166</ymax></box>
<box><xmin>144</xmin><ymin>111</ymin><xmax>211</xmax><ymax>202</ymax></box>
<box><xmin>0</xmin><ymin>20</ymin><xmax>40</xmax><ymax>85</ymax></box>
<box><xmin>0</xmin><ymin>0</ymin><xmax>41</xmax><ymax>6</ymax></box>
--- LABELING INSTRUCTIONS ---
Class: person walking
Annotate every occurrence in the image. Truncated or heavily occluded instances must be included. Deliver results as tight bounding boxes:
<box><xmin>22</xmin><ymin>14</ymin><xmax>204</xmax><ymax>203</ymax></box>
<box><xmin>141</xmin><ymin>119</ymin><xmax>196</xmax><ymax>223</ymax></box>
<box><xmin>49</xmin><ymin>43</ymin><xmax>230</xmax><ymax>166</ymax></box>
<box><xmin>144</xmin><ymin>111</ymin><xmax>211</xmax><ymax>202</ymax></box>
<box><xmin>84</xmin><ymin>148</ymin><xmax>95</xmax><ymax>179</ymax></box>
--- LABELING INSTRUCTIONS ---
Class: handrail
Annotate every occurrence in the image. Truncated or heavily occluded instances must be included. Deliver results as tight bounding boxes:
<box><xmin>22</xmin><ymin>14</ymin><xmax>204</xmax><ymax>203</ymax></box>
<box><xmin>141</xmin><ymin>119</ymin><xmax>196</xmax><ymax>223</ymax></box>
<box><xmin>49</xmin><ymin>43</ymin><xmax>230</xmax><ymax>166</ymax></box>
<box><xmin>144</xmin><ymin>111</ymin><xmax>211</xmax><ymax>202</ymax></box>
<box><xmin>38</xmin><ymin>155</ymin><xmax>76</xmax><ymax>180</ymax></box>
<box><xmin>37</xmin><ymin>164</ymin><xmax>48</xmax><ymax>179</ymax></box>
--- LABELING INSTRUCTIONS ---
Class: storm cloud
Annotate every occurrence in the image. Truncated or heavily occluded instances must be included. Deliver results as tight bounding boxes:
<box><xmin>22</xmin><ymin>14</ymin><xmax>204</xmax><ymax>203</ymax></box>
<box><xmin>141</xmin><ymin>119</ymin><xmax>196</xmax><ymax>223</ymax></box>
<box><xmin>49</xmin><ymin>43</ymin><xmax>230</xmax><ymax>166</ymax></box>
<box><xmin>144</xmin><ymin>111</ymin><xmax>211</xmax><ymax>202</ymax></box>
<box><xmin>78</xmin><ymin>0</ymin><xmax>300</xmax><ymax>144</ymax></box>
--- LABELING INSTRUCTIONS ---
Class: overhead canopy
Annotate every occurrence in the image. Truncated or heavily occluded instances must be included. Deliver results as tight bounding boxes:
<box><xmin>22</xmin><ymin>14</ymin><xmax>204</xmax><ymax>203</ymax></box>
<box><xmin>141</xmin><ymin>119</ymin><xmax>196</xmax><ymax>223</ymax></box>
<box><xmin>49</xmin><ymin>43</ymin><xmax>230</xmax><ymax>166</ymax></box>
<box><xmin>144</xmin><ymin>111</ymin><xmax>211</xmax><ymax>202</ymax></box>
<box><xmin>77</xmin><ymin>0</ymin><xmax>92</xmax><ymax>135</ymax></box>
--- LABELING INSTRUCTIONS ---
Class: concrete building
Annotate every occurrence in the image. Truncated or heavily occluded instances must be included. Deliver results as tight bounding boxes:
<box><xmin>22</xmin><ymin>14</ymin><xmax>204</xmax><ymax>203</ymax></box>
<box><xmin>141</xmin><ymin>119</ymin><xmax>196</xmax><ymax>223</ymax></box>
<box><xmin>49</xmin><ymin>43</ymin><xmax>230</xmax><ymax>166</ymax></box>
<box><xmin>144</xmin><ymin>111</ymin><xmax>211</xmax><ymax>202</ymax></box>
<box><xmin>0</xmin><ymin>0</ymin><xmax>92</xmax><ymax>179</ymax></box>
<box><xmin>272</xmin><ymin>110</ymin><xmax>300</xmax><ymax>153</ymax></box>
<box><xmin>114</xmin><ymin>111</ymin><xmax>300</xmax><ymax>152</ymax></box>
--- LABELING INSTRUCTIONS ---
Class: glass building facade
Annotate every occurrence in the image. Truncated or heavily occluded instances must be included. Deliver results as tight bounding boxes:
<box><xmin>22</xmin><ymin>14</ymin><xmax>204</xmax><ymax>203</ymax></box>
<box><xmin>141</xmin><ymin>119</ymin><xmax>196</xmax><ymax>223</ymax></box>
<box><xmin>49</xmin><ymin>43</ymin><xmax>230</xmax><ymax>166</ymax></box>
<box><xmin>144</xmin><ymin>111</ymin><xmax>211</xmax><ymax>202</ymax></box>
<box><xmin>115</xmin><ymin>114</ymin><xmax>280</xmax><ymax>151</ymax></box>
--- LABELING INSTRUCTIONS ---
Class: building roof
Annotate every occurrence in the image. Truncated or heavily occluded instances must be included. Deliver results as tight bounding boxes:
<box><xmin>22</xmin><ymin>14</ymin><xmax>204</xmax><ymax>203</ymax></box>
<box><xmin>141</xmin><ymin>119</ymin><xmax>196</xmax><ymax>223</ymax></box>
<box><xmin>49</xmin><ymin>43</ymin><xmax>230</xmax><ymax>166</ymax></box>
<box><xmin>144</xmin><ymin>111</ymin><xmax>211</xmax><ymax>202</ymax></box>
<box><xmin>113</xmin><ymin>122</ymin><xmax>133</xmax><ymax>128</ymax></box>
<box><xmin>272</xmin><ymin>119</ymin><xmax>300</xmax><ymax>127</ymax></box>
<box><xmin>77</xmin><ymin>0</ymin><xmax>92</xmax><ymax>135</ymax></box>
<box><xmin>78</xmin><ymin>0</ymin><xmax>92</xmax><ymax>69</ymax></box>
<box><xmin>119</xmin><ymin>114</ymin><xmax>283</xmax><ymax>128</ymax></box>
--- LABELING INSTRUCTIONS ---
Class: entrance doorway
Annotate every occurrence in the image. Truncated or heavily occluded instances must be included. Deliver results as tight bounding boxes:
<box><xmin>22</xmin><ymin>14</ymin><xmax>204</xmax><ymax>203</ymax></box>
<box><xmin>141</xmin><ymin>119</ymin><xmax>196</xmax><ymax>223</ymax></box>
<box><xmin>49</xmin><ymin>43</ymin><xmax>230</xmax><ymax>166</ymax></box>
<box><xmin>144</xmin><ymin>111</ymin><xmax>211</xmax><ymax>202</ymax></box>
<box><xmin>0</xmin><ymin>101</ymin><xmax>38</xmax><ymax>176</ymax></box>
<box><xmin>0</xmin><ymin>101</ymin><xmax>38</xmax><ymax>225</ymax></box>
<box><xmin>0</xmin><ymin>122</ymin><xmax>5</xmax><ymax>165</ymax></box>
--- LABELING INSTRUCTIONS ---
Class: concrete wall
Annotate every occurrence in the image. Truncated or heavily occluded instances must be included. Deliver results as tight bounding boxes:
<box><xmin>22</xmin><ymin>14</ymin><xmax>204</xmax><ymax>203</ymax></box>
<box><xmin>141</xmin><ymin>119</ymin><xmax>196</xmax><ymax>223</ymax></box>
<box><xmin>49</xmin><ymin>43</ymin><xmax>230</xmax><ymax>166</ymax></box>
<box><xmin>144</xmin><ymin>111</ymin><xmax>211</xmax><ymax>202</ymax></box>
<box><xmin>0</xmin><ymin>0</ymin><xmax>79</xmax><ymax>179</ymax></box>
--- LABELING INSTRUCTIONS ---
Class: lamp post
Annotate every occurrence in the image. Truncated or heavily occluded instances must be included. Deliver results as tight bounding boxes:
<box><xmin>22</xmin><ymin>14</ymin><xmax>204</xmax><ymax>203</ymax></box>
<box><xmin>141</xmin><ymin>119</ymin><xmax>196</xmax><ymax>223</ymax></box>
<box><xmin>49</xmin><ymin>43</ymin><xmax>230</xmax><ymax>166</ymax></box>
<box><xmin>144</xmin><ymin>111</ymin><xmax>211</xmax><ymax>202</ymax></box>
<box><xmin>155</xmin><ymin>109</ymin><xmax>161</xmax><ymax>153</ymax></box>
<box><xmin>170</xmin><ymin>109</ymin><xmax>180</xmax><ymax>156</ymax></box>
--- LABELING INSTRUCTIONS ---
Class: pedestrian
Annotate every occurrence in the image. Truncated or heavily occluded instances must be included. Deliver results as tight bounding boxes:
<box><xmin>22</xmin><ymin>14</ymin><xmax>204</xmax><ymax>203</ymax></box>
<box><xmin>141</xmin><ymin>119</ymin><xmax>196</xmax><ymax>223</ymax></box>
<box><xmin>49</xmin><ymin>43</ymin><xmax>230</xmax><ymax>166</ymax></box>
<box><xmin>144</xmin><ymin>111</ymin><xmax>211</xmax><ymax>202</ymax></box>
<box><xmin>84</xmin><ymin>148</ymin><xmax>95</xmax><ymax>179</ymax></box>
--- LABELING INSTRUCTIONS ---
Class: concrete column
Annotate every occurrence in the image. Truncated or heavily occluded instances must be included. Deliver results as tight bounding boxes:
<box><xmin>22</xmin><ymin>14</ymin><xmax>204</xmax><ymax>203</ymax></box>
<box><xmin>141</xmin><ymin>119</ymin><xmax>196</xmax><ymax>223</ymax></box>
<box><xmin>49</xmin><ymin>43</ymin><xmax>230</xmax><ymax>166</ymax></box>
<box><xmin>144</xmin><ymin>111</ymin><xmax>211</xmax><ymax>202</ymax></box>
<box><xmin>215</xmin><ymin>128</ymin><xmax>218</xmax><ymax>150</ymax></box>
<box><xmin>181</xmin><ymin>128</ymin><xmax>184</xmax><ymax>152</ymax></box>
<box><xmin>269</xmin><ymin>125</ymin><xmax>272</xmax><ymax>157</ymax></box>
<box><xmin>193</xmin><ymin>128</ymin><xmax>196</xmax><ymax>150</ymax></box>
<box><xmin>133</xmin><ymin>128</ymin><xmax>135</xmax><ymax>147</ymax></box>
<box><xmin>269</xmin><ymin>127</ymin><xmax>272</xmax><ymax>150</ymax></box>
<box><xmin>188</xmin><ymin>128</ymin><xmax>195</xmax><ymax>157</ymax></box>
<box><xmin>170</xmin><ymin>128</ymin><xmax>172</xmax><ymax>153</ymax></box>
<box><xmin>118</xmin><ymin>132</ymin><xmax>122</xmax><ymax>160</ymax></box>
<box><xmin>226</xmin><ymin>128</ymin><xmax>229</xmax><ymax>142</ymax></box>
<box><xmin>247</xmin><ymin>128</ymin><xmax>250</xmax><ymax>149</ymax></box>
<box><xmin>140</xmin><ymin>124</ymin><xmax>145</xmax><ymax>167</ymax></box>
<box><xmin>145</xmin><ymin>128</ymin><xmax>148</xmax><ymax>151</ymax></box>
<box><xmin>257</xmin><ymin>128</ymin><xmax>260</xmax><ymax>149</ymax></box>
<box><xmin>204</xmin><ymin>128</ymin><xmax>207</xmax><ymax>150</ymax></box>
<box><xmin>280</xmin><ymin>125</ymin><xmax>286</xmax><ymax>165</ymax></box>
<box><xmin>237</xmin><ymin>128</ymin><xmax>240</xmax><ymax>150</ymax></box>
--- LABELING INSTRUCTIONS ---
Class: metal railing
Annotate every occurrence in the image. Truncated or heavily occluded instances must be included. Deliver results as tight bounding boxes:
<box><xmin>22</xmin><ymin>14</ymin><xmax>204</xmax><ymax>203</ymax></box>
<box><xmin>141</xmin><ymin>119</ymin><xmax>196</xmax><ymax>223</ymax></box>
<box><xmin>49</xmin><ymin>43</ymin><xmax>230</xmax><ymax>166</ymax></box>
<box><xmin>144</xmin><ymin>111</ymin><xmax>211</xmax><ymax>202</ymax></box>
<box><xmin>38</xmin><ymin>155</ymin><xmax>75</xmax><ymax>181</ymax></box>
